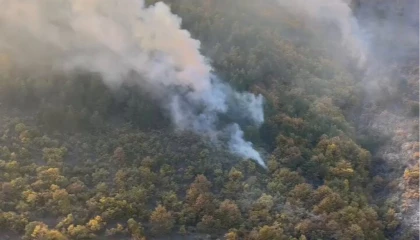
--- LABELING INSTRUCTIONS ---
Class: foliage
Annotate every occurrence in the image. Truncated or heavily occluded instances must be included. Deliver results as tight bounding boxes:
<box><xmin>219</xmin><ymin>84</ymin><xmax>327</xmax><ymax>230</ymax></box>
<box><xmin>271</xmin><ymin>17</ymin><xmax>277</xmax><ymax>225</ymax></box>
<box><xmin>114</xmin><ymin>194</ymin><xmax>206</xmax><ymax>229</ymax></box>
<box><xmin>0</xmin><ymin>0</ymin><xmax>417</xmax><ymax>239</ymax></box>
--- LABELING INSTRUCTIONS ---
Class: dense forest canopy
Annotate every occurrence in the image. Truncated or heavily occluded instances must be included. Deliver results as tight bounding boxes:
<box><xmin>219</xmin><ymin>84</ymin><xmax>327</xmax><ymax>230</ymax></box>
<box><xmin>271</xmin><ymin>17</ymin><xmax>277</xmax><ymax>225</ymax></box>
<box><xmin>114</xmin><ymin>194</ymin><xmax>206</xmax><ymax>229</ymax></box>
<box><xmin>0</xmin><ymin>0</ymin><xmax>418</xmax><ymax>239</ymax></box>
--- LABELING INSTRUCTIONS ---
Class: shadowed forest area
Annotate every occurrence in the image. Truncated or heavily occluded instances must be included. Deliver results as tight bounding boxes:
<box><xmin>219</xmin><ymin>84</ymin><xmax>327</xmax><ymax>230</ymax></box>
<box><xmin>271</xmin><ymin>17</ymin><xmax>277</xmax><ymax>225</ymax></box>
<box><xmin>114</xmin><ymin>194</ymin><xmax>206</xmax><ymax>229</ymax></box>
<box><xmin>0</xmin><ymin>0</ymin><xmax>418</xmax><ymax>239</ymax></box>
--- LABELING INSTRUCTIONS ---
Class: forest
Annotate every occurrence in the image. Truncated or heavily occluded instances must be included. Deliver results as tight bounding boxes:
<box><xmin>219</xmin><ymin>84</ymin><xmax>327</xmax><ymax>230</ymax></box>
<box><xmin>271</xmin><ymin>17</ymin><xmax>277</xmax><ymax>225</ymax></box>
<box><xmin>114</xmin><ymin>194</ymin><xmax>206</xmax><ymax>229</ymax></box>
<box><xmin>0</xmin><ymin>0</ymin><xmax>418</xmax><ymax>239</ymax></box>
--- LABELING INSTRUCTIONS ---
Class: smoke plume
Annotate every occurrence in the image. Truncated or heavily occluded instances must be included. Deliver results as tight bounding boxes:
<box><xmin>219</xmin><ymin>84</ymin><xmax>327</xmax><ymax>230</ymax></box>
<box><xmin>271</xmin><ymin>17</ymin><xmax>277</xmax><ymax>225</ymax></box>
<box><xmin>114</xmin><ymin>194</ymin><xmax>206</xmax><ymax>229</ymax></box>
<box><xmin>278</xmin><ymin>0</ymin><xmax>419</xmax><ymax>232</ymax></box>
<box><xmin>0</xmin><ymin>0</ymin><xmax>266</xmax><ymax>168</ymax></box>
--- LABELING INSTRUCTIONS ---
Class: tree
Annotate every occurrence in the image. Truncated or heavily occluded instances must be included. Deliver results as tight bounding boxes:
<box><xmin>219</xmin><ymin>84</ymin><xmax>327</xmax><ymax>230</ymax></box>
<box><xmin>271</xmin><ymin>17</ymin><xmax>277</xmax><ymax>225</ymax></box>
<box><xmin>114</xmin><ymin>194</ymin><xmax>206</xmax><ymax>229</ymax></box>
<box><xmin>56</xmin><ymin>214</ymin><xmax>74</xmax><ymax>230</ymax></box>
<box><xmin>38</xmin><ymin>168</ymin><xmax>62</xmax><ymax>185</ymax></box>
<box><xmin>51</xmin><ymin>186</ymin><xmax>71</xmax><ymax>214</ymax></box>
<box><xmin>256</xmin><ymin>224</ymin><xmax>287</xmax><ymax>240</ymax></box>
<box><xmin>225</xmin><ymin>230</ymin><xmax>239</xmax><ymax>240</ymax></box>
<box><xmin>186</xmin><ymin>175</ymin><xmax>212</xmax><ymax>202</ymax></box>
<box><xmin>113</xmin><ymin>147</ymin><xmax>126</xmax><ymax>164</ymax></box>
<box><xmin>25</xmin><ymin>222</ymin><xmax>67</xmax><ymax>240</ymax></box>
<box><xmin>0</xmin><ymin>211</ymin><xmax>28</xmax><ymax>232</ymax></box>
<box><xmin>287</xmin><ymin>183</ymin><xmax>313</xmax><ymax>207</ymax></box>
<box><xmin>197</xmin><ymin>214</ymin><xmax>217</xmax><ymax>232</ymax></box>
<box><xmin>249</xmin><ymin>194</ymin><xmax>274</xmax><ymax>225</ymax></box>
<box><xmin>67</xmin><ymin>224</ymin><xmax>94</xmax><ymax>239</ymax></box>
<box><xmin>86</xmin><ymin>216</ymin><xmax>105</xmax><ymax>232</ymax></box>
<box><xmin>384</xmin><ymin>208</ymin><xmax>400</xmax><ymax>231</ymax></box>
<box><xmin>313</xmin><ymin>192</ymin><xmax>345</xmax><ymax>214</ymax></box>
<box><xmin>127</xmin><ymin>218</ymin><xmax>145</xmax><ymax>240</ymax></box>
<box><xmin>149</xmin><ymin>205</ymin><xmax>174</xmax><ymax>235</ymax></box>
<box><xmin>43</xmin><ymin>147</ymin><xmax>67</xmax><ymax>167</ymax></box>
<box><xmin>185</xmin><ymin>175</ymin><xmax>215</xmax><ymax>217</ymax></box>
<box><xmin>15</xmin><ymin>123</ymin><xmax>27</xmax><ymax>133</ymax></box>
<box><xmin>216</xmin><ymin>200</ymin><xmax>242</xmax><ymax>228</ymax></box>
<box><xmin>223</xmin><ymin>168</ymin><xmax>245</xmax><ymax>199</ymax></box>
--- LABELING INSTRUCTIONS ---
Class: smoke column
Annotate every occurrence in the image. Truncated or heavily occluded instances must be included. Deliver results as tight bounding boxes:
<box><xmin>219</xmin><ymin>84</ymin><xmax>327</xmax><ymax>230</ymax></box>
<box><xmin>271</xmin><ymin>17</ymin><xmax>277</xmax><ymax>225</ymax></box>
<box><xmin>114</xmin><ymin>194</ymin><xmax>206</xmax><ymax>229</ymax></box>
<box><xmin>0</xmin><ymin>0</ymin><xmax>266</xmax><ymax>168</ymax></box>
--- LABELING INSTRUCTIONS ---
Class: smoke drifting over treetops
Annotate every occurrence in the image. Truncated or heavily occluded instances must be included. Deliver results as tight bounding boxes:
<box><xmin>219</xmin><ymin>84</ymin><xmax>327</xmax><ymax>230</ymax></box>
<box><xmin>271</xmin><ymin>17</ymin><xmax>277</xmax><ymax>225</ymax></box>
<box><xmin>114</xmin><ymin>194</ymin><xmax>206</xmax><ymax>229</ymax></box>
<box><xmin>276</xmin><ymin>0</ymin><xmax>418</xmax><ymax>80</ymax></box>
<box><xmin>276</xmin><ymin>0</ymin><xmax>368</xmax><ymax>67</ymax></box>
<box><xmin>0</xmin><ymin>0</ymin><xmax>266</xmax><ymax>168</ymax></box>
<box><xmin>275</xmin><ymin>0</ymin><xmax>419</xmax><ymax>231</ymax></box>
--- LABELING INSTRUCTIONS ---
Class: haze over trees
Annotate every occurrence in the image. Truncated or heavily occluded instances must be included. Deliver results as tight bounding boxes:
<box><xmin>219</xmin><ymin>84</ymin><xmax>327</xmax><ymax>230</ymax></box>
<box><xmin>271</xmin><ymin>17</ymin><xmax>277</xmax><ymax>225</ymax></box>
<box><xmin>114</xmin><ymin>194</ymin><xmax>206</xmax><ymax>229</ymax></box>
<box><xmin>0</xmin><ymin>0</ymin><xmax>418</xmax><ymax>239</ymax></box>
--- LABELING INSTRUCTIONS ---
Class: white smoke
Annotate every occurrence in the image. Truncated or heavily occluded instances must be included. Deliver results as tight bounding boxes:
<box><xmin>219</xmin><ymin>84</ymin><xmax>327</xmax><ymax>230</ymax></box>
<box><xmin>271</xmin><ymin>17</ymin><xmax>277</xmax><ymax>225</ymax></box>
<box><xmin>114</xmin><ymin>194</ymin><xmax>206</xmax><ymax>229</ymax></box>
<box><xmin>227</xmin><ymin>124</ymin><xmax>266</xmax><ymax>168</ymax></box>
<box><xmin>0</xmin><ymin>0</ymin><xmax>266</xmax><ymax>168</ymax></box>
<box><xmin>277</xmin><ymin>0</ymin><xmax>419</xmax><ymax>232</ymax></box>
<box><xmin>276</xmin><ymin>0</ymin><xmax>367</xmax><ymax>66</ymax></box>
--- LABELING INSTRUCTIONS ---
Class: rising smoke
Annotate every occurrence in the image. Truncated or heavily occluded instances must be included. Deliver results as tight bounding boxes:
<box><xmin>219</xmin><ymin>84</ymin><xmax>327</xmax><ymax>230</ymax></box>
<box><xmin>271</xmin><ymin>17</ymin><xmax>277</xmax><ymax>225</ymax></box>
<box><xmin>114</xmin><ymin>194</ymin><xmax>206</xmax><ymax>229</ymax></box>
<box><xmin>0</xmin><ymin>0</ymin><xmax>266</xmax><ymax>168</ymax></box>
<box><xmin>276</xmin><ymin>0</ymin><xmax>368</xmax><ymax>67</ymax></box>
<box><xmin>277</xmin><ymin>0</ymin><xmax>419</xmax><ymax>232</ymax></box>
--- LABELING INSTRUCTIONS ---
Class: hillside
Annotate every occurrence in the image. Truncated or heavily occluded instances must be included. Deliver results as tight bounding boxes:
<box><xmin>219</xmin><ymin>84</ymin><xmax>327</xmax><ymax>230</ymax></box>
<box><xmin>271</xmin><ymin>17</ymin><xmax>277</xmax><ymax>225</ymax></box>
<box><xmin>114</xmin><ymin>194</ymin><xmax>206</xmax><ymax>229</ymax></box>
<box><xmin>0</xmin><ymin>0</ymin><xmax>418</xmax><ymax>239</ymax></box>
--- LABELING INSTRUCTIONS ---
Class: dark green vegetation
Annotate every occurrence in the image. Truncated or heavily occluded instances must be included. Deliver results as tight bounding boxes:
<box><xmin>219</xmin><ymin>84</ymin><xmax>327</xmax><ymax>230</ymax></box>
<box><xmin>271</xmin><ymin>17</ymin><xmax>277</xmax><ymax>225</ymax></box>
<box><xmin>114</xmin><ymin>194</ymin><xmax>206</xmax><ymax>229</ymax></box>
<box><xmin>0</xmin><ymin>0</ymin><xmax>418</xmax><ymax>239</ymax></box>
